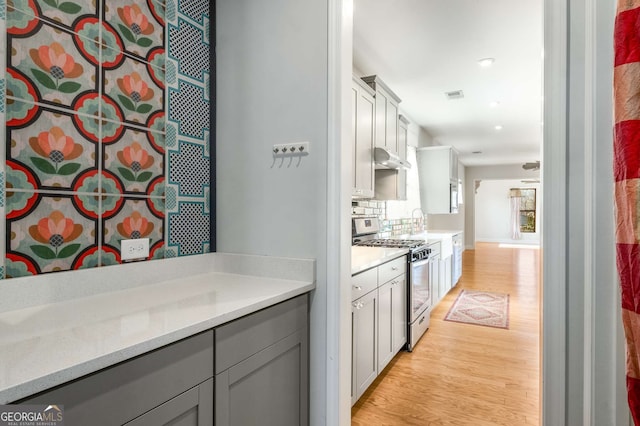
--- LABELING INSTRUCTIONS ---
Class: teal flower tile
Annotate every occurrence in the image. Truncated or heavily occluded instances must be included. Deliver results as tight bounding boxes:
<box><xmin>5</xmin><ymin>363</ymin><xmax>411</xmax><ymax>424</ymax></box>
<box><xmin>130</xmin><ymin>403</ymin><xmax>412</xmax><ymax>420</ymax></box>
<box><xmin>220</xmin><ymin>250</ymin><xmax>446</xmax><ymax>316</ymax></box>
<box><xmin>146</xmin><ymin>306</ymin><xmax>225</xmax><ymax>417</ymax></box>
<box><xmin>14</xmin><ymin>0</ymin><xmax>98</xmax><ymax>28</ymax></box>
<box><xmin>102</xmin><ymin>196</ymin><xmax>164</xmax><ymax>262</ymax></box>
<box><xmin>8</xmin><ymin>107</ymin><xmax>98</xmax><ymax>190</ymax></box>
<box><xmin>9</xmin><ymin>22</ymin><xmax>97</xmax><ymax>107</ymax></box>
<box><xmin>6</xmin><ymin>1</ymin><xmax>41</xmax><ymax>35</ymax></box>
<box><xmin>104</xmin><ymin>56</ymin><xmax>163</xmax><ymax>126</ymax></box>
<box><xmin>6</xmin><ymin>254</ymin><xmax>37</xmax><ymax>278</ymax></box>
<box><xmin>7</xmin><ymin>193</ymin><xmax>97</xmax><ymax>275</ymax></box>
<box><xmin>72</xmin><ymin>170</ymin><xmax>124</xmax><ymax>221</ymax></box>
<box><xmin>73</xmin><ymin>18</ymin><xmax>126</xmax><ymax>70</ymax></box>
<box><xmin>103</xmin><ymin>126</ymin><xmax>164</xmax><ymax>195</ymax></box>
<box><xmin>72</xmin><ymin>94</ymin><xmax>125</xmax><ymax>144</ymax></box>
<box><xmin>105</xmin><ymin>0</ymin><xmax>165</xmax><ymax>58</ymax></box>
<box><xmin>5</xmin><ymin>160</ymin><xmax>38</xmax><ymax>193</ymax></box>
<box><xmin>0</xmin><ymin>79</ymin><xmax>5</xmax><ymax>113</ymax></box>
<box><xmin>73</xmin><ymin>246</ymin><xmax>120</xmax><ymax>269</ymax></box>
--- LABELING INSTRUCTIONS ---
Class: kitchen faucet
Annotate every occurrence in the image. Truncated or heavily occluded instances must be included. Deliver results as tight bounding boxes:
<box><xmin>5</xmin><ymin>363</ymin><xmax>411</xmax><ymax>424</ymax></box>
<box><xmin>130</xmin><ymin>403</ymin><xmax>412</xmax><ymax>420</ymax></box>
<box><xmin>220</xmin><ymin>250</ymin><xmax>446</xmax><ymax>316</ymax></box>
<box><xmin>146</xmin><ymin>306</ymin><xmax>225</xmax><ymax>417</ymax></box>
<box><xmin>411</xmin><ymin>208</ymin><xmax>424</xmax><ymax>235</ymax></box>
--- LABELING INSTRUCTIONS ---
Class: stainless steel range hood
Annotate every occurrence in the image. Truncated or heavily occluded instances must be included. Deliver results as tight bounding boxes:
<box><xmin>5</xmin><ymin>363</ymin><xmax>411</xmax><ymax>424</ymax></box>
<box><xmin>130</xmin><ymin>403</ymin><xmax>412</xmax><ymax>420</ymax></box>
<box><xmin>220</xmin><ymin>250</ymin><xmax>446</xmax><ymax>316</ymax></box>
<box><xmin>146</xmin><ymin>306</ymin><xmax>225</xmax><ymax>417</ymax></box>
<box><xmin>374</xmin><ymin>147</ymin><xmax>412</xmax><ymax>170</ymax></box>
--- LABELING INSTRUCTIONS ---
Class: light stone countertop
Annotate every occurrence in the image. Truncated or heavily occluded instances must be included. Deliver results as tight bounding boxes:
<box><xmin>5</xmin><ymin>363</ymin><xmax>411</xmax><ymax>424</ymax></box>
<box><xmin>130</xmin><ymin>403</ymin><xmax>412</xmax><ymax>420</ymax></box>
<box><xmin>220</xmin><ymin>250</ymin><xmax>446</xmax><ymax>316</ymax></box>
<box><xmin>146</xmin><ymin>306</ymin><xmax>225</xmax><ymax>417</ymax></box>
<box><xmin>352</xmin><ymin>246</ymin><xmax>409</xmax><ymax>275</ymax></box>
<box><xmin>0</xmin><ymin>253</ymin><xmax>315</xmax><ymax>404</ymax></box>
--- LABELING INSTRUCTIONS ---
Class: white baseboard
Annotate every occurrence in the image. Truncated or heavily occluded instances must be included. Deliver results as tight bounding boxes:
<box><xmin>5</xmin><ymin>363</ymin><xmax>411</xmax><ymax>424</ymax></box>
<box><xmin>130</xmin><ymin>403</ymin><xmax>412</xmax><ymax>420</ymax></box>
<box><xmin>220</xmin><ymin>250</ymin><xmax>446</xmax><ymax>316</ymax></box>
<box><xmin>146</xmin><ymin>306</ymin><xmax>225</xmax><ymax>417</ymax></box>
<box><xmin>476</xmin><ymin>238</ymin><xmax>540</xmax><ymax>245</ymax></box>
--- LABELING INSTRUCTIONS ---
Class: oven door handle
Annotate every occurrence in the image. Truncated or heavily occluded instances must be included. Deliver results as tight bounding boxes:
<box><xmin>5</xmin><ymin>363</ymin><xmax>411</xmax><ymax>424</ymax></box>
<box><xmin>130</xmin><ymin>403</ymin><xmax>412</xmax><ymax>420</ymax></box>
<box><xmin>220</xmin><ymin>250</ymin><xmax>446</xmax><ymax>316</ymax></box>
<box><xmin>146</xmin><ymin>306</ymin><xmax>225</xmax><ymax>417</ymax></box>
<box><xmin>411</xmin><ymin>258</ymin><xmax>430</xmax><ymax>268</ymax></box>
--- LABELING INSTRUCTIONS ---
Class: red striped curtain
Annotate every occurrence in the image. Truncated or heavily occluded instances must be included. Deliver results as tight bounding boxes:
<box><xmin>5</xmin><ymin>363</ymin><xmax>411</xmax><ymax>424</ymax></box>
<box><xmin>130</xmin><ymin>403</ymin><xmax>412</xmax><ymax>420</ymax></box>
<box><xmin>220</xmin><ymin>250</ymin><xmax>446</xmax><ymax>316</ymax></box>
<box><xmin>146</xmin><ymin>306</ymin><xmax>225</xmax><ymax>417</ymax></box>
<box><xmin>614</xmin><ymin>1</ymin><xmax>640</xmax><ymax>422</ymax></box>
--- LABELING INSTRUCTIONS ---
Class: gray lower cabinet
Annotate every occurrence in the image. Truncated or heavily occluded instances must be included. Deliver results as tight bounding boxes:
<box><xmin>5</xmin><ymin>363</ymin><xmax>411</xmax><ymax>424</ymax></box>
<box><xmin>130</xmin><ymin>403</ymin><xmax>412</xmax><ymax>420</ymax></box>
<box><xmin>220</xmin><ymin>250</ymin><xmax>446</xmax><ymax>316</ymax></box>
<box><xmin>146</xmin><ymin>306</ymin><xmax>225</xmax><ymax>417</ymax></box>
<box><xmin>351</xmin><ymin>255</ymin><xmax>407</xmax><ymax>405</ymax></box>
<box><xmin>377</xmin><ymin>281</ymin><xmax>393</xmax><ymax>371</ymax></box>
<box><xmin>125</xmin><ymin>378</ymin><xmax>213</xmax><ymax>426</ymax></box>
<box><xmin>390</xmin><ymin>275</ymin><xmax>407</xmax><ymax>354</ymax></box>
<box><xmin>429</xmin><ymin>242</ymin><xmax>441</xmax><ymax>304</ymax></box>
<box><xmin>215</xmin><ymin>295</ymin><xmax>309</xmax><ymax>426</ymax></box>
<box><xmin>351</xmin><ymin>289</ymin><xmax>378</xmax><ymax>405</ymax></box>
<box><xmin>377</xmin><ymin>274</ymin><xmax>406</xmax><ymax>373</ymax></box>
<box><xmin>440</xmin><ymin>255</ymin><xmax>452</xmax><ymax>297</ymax></box>
<box><xmin>17</xmin><ymin>294</ymin><xmax>310</xmax><ymax>426</ymax></box>
<box><xmin>20</xmin><ymin>331</ymin><xmax>214</xmax><ymax>426</ymax></box>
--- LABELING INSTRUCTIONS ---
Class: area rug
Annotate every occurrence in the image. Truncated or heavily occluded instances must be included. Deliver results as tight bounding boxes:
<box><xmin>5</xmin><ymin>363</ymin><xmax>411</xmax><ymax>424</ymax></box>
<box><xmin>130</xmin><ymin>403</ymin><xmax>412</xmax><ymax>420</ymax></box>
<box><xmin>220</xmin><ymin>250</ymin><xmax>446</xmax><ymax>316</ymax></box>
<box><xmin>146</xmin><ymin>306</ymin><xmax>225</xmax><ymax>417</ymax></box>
<box><xmin>444</xmin><ymin>289</ymin><xmax>509</xmax><ymax>329</ymax></box>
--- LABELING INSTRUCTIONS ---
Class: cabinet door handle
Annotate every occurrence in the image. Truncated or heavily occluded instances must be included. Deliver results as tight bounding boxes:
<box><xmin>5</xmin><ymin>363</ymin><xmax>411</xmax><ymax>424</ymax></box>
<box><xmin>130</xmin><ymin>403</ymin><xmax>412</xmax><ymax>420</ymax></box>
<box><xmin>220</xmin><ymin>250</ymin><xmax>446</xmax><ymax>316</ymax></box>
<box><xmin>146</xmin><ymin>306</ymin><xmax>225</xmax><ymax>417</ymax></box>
<box><xmin>353</xmin><ymin>302</ymin><xmax>364</xmax><ymax>310</ymax></box>
<box><xmin>391</xmin><ymin>266</ymin><xmax>398</xmax><ymax>271</ymax></box>
<box><xmin>353</xmin><ymin>285</ymin><xmax>362</xmax><ymax>291</ymax></box>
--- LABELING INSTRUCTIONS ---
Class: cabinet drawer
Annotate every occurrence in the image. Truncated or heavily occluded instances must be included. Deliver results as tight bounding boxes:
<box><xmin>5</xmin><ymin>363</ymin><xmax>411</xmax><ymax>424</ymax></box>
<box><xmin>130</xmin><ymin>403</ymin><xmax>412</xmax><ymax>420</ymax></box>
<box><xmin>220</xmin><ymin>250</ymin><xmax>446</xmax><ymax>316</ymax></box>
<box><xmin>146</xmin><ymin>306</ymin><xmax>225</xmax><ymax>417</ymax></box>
<box><xmin>216</xmin><ymin>295</ymin><xmax>308</xmax><ymax>374</ymax></box>
<box><xmin>378</xmin><ymin>256</ymin><xmax>406</xmax><ymax>284</ymax></box>
<box><xmin>351</xmin><ymin>268</ymin><xmax>377</xmax><ymax>301</ymax></box>
<box><xmin>125</xmin><ymin>378</ymin><xmax>213</xmax><ymax>426</ymax></box>
<box><xmin>21</xmin><ymin>331</ymin><xmax>214</xmax><ymax>426</ymax></box>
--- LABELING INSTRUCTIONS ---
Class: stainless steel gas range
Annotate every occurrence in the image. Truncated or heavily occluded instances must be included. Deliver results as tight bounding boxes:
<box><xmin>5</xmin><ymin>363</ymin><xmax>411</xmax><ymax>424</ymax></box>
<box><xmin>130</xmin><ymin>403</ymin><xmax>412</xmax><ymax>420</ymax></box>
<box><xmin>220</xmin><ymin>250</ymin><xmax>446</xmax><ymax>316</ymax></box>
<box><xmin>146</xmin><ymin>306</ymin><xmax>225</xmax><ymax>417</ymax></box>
<box><xmin>352</xmin><ymin>217</ymin><xmax>432</xmax><ymax>351</ymax></box>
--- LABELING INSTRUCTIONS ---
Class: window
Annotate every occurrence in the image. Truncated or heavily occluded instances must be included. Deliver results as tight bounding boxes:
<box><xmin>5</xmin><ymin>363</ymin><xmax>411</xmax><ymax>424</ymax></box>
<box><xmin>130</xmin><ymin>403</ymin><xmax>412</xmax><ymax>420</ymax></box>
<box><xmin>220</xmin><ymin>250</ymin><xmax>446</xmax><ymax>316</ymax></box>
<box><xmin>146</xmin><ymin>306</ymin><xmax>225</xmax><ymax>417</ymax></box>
<box><xmin>518</xmin><ymin>188</ymin><xmax>536</xmax><ymax>233</ymax></box>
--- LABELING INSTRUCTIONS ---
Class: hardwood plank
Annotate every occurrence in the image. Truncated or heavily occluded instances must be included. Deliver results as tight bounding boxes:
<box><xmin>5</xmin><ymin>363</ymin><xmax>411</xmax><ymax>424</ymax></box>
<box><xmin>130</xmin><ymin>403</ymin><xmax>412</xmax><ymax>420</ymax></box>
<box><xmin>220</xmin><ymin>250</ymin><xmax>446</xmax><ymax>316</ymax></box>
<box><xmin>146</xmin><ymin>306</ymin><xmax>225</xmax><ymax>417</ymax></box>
<box><xmin>351</xmin><ymin>242</ymin><xmax>541</xmax><ymax>425</ymax></box>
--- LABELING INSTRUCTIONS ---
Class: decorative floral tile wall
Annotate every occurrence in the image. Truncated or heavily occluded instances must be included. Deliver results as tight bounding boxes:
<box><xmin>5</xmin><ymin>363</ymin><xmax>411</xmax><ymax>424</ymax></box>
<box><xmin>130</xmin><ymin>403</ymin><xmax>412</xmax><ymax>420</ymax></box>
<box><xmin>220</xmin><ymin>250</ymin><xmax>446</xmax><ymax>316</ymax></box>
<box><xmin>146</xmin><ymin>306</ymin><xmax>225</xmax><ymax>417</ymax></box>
<box><xmin>1</xmin><ymin>0</ymin><xmax>212</xmax><ymax>279</ymax></box>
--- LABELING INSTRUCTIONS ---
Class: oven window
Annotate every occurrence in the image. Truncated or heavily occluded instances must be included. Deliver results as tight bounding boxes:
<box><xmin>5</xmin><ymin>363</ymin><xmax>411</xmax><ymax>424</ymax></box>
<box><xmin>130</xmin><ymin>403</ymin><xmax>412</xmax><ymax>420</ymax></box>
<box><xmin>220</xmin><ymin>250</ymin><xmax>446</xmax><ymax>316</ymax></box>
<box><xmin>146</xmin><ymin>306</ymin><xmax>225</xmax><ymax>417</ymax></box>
<box><xmin>412</xmin><ymin>261</ymin><xmax>430</xmax><ymax>316</ymax></box>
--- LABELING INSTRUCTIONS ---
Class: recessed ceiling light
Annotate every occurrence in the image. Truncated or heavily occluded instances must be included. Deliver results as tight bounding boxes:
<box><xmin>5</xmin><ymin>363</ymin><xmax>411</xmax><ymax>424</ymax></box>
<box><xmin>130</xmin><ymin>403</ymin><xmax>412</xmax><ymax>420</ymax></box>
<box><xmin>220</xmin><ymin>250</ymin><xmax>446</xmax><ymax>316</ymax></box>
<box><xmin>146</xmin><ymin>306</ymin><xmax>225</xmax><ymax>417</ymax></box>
<box><xmin>472</xmin><ymin>151</ymin><xmax>482</xmax><ymax>154</ymax></box>
<box><xmin>478</xmin><ymin>58</ymin><xmax>495</xmax><ymax>67</ymax></box>
<box><xmin>489</xmin><ymin>101</ymin><xmax>500</xmax><ymax>107</ymax></box>
<box><xmin>495</xmin><ymin>125</ymin><xmax>503</xmax><ymax>130</ymax></box>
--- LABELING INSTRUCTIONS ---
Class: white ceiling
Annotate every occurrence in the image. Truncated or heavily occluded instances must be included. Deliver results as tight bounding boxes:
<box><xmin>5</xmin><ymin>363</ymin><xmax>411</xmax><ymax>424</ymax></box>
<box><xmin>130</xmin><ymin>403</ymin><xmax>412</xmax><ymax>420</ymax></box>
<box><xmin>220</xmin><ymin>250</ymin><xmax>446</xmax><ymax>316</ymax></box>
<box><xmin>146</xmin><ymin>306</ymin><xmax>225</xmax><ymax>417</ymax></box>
<box><xmin>353</xmin><ymin>0</ymin><xmax>543</xmax><ymax>167</ymax></box>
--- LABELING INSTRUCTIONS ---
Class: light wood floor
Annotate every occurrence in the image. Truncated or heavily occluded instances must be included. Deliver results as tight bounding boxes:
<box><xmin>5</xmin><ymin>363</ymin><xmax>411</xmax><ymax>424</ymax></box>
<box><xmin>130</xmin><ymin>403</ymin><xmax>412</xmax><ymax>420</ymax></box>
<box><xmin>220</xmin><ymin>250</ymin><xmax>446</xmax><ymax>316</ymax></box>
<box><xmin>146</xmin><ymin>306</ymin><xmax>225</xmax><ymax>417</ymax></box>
<box><xmin>351</xmin><ymin>242</ymin><xmax>540</xmax><ymax>425</ymax></box>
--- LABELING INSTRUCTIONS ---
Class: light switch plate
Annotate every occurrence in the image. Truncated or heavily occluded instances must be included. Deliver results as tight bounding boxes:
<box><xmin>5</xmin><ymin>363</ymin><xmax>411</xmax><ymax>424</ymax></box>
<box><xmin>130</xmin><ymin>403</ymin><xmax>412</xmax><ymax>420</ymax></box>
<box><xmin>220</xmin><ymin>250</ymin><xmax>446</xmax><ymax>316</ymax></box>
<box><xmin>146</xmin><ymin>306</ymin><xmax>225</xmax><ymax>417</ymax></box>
<box><xmin>121</xmin><ymin>238</ymin><xmax>150</xmax><ymax>261</ymax></box>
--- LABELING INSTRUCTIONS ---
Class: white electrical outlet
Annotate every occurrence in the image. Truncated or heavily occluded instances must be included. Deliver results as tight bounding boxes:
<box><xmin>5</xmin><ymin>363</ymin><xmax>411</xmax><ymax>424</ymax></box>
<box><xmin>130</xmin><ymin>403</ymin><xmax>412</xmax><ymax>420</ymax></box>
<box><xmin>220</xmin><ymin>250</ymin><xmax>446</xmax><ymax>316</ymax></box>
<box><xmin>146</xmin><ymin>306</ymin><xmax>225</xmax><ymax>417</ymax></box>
<box><xmin>121</xmin><ymin>238</ymin><xmax>150</xmax><ymax>261</ymax></box>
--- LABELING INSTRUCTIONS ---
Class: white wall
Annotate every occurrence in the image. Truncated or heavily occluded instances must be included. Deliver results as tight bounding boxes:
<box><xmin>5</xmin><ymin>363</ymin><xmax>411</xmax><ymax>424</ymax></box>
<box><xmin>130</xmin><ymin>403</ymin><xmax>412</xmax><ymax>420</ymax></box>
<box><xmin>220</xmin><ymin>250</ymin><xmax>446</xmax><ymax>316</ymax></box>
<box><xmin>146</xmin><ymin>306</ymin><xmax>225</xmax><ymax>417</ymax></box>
<box><xmin>543</xmin><ymin>0</ymin><xmax>626</xmax><ymax>424</ymax></box>
<box><xmin>464</xmin><ymin>164</ymin><xmax>540</xmax><ymax>248</ymax></box>
<box><xmin>216</xmin><ymin>1</ymin><xmax>331</xmax><ymax>424</ymax></box>
<box><xmin>475</xmin><ymin>179</ymin><xmax>540</xmax><ymax>244</ymax></box>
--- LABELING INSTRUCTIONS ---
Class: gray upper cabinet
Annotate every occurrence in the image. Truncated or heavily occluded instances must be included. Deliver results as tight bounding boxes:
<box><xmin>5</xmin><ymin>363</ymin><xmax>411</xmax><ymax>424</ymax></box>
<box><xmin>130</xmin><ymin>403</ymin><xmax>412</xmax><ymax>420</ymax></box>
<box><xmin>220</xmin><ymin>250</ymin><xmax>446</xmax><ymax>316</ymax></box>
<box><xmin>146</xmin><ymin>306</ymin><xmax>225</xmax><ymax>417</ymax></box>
<box><xmin>361</xmin><ymin>75</ymin><xmax>401</xmax><ymax>155</ymax></box>
<box><xmin>374</xmin><ymin>115</ymin><xmax>409</xmax><ymax>200</ymax></box>
<box><xmin>352</xmin><ymin>76</ymin><xmax>376</xmax><ymax>199</ymax></box>
<box><xmin>215</xmin><ymin>295</ymin><xmax>309</xmax><ymax>426</ymax></box>
<box><xmin>416</xmin><ymin>146</ymin><xmax>460</xmax><ymax>214</ymax></box>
